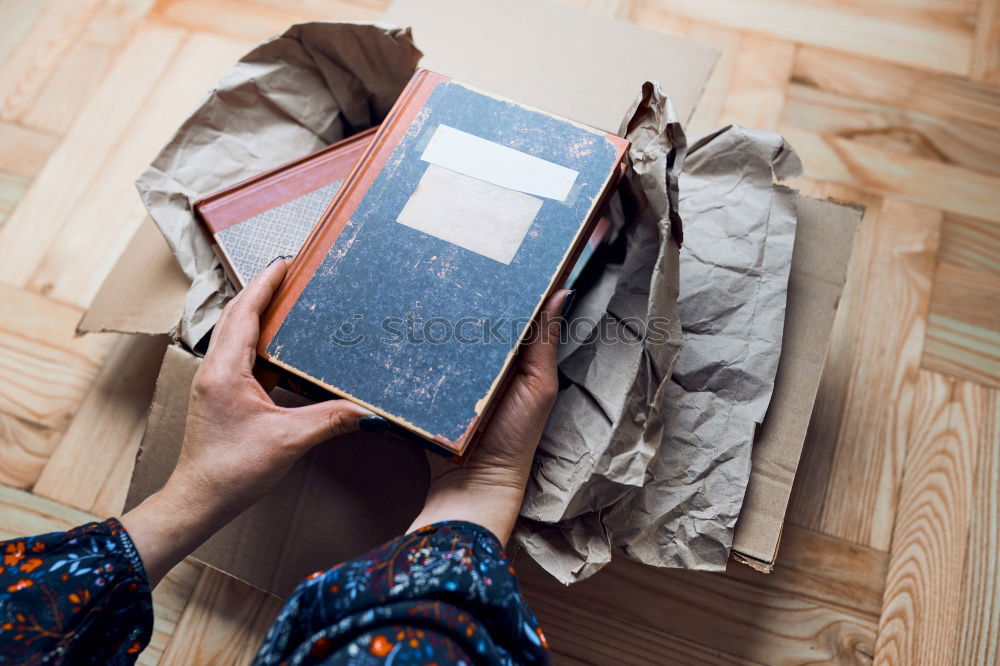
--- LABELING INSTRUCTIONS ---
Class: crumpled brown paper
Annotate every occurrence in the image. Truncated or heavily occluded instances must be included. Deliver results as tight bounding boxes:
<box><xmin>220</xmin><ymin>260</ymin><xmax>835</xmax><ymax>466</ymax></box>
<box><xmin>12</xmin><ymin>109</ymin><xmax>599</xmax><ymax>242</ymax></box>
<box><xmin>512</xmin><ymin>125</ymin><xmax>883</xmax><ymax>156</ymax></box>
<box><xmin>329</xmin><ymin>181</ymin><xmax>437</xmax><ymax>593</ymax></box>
<box><xmin>136</xmin><ymin>23</ymin><xmax>420</xmax><ymax>346</ymax></box>
<box><xmin>135</xmin><ymin>21</ymin><xmax>800</xmax><ymax>584</ymax></box>
<box><xmin>515</xmin><ymin>125</ymin><xmax>802</xmax><ymax>583</ymax></box>
<box><xmin>520</xmin><ymin>82</ymin><xmax>686</xmax><ymax>525</ymax></box>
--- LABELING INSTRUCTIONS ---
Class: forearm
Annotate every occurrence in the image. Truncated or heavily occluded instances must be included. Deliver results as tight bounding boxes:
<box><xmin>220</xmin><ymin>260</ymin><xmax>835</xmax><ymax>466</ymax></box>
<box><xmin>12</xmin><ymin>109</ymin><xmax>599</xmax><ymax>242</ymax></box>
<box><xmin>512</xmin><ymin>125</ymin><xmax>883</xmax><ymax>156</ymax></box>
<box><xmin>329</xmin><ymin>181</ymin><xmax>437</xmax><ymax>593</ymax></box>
<box><xmin>121</xmin><ymin>478</ymin><xmax>237</xmax><ymax>587</ymax></box>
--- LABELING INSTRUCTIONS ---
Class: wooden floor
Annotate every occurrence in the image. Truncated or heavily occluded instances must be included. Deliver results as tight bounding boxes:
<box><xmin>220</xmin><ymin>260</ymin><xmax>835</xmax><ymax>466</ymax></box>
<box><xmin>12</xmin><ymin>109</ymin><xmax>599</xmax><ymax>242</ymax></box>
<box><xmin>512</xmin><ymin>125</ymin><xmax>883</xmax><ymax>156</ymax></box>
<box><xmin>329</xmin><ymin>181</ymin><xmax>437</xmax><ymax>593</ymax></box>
<box><xmin>1</xmin><ymin>0</ymin><xmax>998</xmax><ymax>663</ymax></box>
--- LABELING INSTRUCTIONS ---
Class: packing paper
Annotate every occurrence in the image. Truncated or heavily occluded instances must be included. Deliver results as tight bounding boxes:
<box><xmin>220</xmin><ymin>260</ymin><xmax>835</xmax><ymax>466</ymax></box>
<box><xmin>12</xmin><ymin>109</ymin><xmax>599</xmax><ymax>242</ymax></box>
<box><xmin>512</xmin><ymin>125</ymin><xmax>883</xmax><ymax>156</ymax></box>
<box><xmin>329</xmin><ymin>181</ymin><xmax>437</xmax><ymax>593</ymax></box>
<box><xmin>136</xmin><ymin>23</ymin><xmax>421</xmax><ymax>346</ymax></box>
<box><xmin>516</xmin><ymin>126</ymin><xmax>802</xmax><ymax>582</ymax></box>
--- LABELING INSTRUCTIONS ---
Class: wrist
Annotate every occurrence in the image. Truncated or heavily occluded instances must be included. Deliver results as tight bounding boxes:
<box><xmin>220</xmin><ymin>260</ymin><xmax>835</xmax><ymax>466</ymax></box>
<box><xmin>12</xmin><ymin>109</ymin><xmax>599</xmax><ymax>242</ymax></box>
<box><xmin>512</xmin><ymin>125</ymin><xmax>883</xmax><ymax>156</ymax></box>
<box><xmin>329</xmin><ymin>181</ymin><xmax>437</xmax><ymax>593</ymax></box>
<box><xmin>159</xmin><ymin>471</ymin><xmax>240</xmax><ymax>528</ymax></box>
<box><xmin>409</xmin><ymin>471</ymin><xmax>527</xmax><ymax>545</ymax></box>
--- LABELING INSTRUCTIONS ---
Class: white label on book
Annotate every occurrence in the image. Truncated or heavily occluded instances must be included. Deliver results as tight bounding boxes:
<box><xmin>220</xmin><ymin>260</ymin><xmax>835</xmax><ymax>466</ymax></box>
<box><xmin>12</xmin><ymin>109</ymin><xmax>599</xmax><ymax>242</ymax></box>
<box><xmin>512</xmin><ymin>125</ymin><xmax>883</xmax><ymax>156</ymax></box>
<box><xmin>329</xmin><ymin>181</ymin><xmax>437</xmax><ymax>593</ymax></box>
<box><xmin>397</xmin><ymin>163</ymin><xmax>542</xmax><ymax>264</ymax></box>
<box><xmin>419</xmin><ymin>124</ymin><xmax>578</xmax><ymax>201</ymax></box>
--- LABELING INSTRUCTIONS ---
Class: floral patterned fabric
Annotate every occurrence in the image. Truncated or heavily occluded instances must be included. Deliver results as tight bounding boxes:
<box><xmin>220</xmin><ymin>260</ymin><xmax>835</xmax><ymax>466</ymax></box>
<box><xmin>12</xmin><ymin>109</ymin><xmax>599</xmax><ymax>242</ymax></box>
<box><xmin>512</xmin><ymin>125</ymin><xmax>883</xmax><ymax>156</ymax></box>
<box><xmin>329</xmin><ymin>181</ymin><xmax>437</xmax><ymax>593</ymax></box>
<box><xmin>255</xmin><ymin>521</ymin><xmax>550</xmax><ymax>665</ymax></box>
<box><xmin>1</xmin><ymin>520</ymin><xmax>550</xmax><ymax>665</ymax></box>
<box><xmin>0</xmin><ymin>519</ymin><xmax>152</xmax><ymax>665</ymax></box>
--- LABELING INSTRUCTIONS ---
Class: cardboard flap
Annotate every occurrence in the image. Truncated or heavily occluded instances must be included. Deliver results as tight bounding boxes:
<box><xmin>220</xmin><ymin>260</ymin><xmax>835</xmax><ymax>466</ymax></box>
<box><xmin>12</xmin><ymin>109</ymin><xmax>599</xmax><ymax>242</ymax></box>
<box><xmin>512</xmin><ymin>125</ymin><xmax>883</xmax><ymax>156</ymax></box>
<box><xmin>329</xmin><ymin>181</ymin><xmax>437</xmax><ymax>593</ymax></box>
<box><xmin>382</xmin><ymin>0</ymin><xmax>718</xmax><ymax>131</ymax></box>
<box><xmin>731</xmin><ymin>195</ymin><xmax>862</xmax><ymax>566</ymax></box>
<box><xmin>126</xmin><ymin>345</ymin><xmax>429</xmax><ymax>597</ymax></box>
<box><xmin>78</xmin><ymin>217</ymin><xmax>189</xmax><ymax>337</ymax></box>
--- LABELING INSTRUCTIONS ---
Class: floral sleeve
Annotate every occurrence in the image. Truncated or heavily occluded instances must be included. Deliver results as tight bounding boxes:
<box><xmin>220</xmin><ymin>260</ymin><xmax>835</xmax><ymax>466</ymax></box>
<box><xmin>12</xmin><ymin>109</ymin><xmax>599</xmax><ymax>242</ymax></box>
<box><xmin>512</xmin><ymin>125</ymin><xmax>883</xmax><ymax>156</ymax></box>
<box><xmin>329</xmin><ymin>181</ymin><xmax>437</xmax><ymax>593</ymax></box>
<box><xmin>254</xmin><ymin>521</ymin><xmax>550</xmax><ymax>666</ymax></box>
<box><xmin>0</xmin><ymin>518</ymin><xmax>153</xmax><ymax>665</ymax></box>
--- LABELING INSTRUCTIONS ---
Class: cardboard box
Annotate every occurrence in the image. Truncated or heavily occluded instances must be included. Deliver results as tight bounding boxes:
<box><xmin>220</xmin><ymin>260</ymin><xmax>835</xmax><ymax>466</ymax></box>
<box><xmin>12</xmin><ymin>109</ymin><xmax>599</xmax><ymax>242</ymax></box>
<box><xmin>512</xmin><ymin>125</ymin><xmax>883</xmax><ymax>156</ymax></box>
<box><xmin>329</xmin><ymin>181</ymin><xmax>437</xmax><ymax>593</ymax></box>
<box><xmin>80</xmin><ymin>0</ymin><xmax>861</xmax><ymax>594</ymax></box>
<box><xmin>731</xmin><ymin>195</ymin><xmax>860</xmax><ymax>571</ymax></box>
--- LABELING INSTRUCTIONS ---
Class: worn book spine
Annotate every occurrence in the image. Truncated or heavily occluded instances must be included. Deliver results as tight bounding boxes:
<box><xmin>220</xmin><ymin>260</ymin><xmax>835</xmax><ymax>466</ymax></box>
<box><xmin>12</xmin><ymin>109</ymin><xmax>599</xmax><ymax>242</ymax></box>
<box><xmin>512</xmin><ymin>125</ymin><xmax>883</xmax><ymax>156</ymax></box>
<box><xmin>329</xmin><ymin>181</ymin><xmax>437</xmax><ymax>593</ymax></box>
<box><xmin>194</xmin><ymin>127</ymin><xmax>377</xmax><ymax>288</ymax></box>
<box><xmin>260</xmin><ymin>71</ymin><xmax>440</xmax><ymax>331</ymax></box>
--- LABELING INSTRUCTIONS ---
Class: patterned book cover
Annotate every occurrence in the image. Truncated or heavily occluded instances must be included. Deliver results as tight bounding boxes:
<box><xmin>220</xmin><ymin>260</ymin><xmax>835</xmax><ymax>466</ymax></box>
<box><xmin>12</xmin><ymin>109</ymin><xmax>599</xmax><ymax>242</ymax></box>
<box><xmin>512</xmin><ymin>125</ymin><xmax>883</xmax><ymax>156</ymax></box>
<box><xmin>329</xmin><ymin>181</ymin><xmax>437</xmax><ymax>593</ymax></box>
<box><xmin>194</xmin><ymin>128</ymin><xmax>376</xmax><ymax>288</ymax></box>
<box><xmin>259</xmin><ymin>70</ymin><xmax>629</xmax><ymax>455</ymax></box>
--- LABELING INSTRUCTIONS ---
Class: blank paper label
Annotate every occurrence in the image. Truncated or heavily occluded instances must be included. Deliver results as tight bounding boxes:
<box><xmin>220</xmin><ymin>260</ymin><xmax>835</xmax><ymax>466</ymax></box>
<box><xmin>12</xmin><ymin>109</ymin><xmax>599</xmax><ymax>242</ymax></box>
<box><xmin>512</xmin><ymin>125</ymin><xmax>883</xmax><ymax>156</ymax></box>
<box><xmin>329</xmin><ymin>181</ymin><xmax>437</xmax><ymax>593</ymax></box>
<box><xmin>420</xmin><ymin>125</ymin><xmax>578</xmax><ymax>201</ymax></box>
<box><xmin>397</xmin><ymin>163</ymin><xmax>542</xmax><ymax>264</ymax></box>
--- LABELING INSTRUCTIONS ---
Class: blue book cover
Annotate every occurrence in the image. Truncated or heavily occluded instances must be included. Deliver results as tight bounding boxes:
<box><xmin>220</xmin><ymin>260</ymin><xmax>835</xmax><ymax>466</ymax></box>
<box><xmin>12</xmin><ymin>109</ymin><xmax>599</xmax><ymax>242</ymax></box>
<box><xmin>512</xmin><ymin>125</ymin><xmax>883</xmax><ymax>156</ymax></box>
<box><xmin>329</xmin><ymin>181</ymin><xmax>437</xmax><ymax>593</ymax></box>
<box><xmin>259</xmin><ymin>70</ymin><xmax>629</xmax><ymax>454</ymax></box>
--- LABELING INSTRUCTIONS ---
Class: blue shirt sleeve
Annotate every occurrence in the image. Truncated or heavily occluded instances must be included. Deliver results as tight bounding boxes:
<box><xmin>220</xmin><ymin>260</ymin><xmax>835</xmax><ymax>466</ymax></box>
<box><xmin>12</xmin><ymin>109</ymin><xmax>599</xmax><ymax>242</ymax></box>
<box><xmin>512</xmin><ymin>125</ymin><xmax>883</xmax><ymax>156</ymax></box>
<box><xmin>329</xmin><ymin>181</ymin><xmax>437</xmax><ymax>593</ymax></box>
<box><xmin>2</xmin><ymin>520</ymin><xmax>550</xmax><ymax>665</ymax></box>
<box><xmin>0</xmin><ymin>518</ymin><xmax>153</xmax><ymax>665</ymax></box>
<box><xmin>254</xmin><ymin>521</ymin><xmax>551</xmax><ymax>665</ymax></box>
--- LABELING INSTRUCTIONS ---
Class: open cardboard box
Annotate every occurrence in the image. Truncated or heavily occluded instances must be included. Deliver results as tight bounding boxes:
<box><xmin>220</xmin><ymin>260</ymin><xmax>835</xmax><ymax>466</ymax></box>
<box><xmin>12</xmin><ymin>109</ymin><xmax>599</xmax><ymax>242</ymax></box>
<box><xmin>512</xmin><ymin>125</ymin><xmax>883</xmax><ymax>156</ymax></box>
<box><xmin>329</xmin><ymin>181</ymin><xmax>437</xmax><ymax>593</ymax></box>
<box><xmin>79</xmin><ymin>0</ymin><xmax>861</xmax><ymax>595</ymax></box>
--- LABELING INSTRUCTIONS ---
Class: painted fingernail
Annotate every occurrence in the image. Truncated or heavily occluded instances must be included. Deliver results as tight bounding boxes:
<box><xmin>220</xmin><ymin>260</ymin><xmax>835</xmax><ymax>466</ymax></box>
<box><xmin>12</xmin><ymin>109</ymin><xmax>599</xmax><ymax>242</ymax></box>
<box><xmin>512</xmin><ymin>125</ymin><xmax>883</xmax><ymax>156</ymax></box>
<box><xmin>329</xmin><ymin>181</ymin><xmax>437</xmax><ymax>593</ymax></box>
<box><xmin>266</xmin><ymin>254</ymin><xmax>293</xmax><ymax>268</ymax></box>
<box><xmin>358</xmin><ymin>415</ymin><xmax>391</xmax><ymax>431</ymax></box>
<box><xmin>560</xmin><ymin>289</ymin><xmax>577</xmax><ymax>319</ymax></box>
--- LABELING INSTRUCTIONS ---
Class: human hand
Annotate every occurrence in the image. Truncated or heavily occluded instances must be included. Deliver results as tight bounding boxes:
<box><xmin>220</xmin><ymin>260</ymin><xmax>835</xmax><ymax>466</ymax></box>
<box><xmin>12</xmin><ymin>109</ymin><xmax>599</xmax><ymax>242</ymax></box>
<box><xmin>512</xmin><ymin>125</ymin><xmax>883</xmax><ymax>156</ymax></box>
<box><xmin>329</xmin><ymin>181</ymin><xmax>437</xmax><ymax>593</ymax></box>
<box><xmin>407</xmin><ymin>289</ymin><xmax>572</xmax><ymax>545</ymax></box>
<box><xmin>123</xmin><ymin>259</ymin><xmax>375</xmax><ymax>585</ymax></box>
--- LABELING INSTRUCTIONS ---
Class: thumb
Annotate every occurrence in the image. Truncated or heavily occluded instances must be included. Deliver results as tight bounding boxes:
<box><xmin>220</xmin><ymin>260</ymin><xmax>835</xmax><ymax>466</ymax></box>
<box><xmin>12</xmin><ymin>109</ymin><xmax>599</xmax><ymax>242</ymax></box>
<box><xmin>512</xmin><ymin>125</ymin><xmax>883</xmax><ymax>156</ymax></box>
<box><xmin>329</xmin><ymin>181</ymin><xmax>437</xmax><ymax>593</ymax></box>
<box><xmin>279</xmin><ymin>399</ymin><xmax>374</xmax><ymax>449</ymax></box>
<box><xmin>519</xmin><ymin>289</ymin><xmax>572</xmax><ymax>380</ymax></box>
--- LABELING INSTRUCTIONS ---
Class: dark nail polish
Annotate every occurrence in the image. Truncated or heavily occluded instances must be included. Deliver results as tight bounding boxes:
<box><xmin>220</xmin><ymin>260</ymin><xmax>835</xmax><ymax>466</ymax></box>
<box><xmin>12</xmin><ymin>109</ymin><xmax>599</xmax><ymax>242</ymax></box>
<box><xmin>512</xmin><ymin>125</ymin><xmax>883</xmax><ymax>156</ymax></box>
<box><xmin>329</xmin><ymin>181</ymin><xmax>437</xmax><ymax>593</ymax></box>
<box><xmin>560</xmin><ymin>289</ymin><xmax>577</xmax><ymax>319</ymax></box>
<box><xmin>266</xmin><ymin>254</ymin><xmax>294</xmax><ymax>268</ymax></box>
<box><xmin>359</xmin><ymin>415</ymin><xmax>391</xmax><ymax>431</ymax></box>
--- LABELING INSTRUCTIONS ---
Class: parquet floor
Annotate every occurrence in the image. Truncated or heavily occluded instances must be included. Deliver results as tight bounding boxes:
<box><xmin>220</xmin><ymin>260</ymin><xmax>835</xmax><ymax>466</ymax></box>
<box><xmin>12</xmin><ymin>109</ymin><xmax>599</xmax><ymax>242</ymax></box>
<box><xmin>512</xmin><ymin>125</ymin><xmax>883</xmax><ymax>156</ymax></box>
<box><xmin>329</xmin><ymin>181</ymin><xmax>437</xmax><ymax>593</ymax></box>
<box><xmin>0</xmin><ymin>0</ymin><xmax>997</xmax><ymax>663</ymax></box>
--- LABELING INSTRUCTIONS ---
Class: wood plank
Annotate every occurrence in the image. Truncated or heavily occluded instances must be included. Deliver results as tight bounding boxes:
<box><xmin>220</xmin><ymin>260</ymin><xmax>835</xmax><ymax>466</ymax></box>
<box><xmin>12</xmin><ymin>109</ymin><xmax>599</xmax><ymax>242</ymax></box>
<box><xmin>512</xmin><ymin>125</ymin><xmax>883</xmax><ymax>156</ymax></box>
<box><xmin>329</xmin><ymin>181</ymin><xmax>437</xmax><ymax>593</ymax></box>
<box><xmin>928</xmin><ymin>261</ymin><xmax>1000</xmax><ymax>335</ymax></box>
<box><xmin>784</xmin><ymin>83</ymin><xmax>1000</xmax><ymax>178</ymax></box>
<box><xmin>244</xmin><ymin>0</ymin><xmax>388</xmax><ymax>15</ymax></box>
<box><xmin>925</xmin><ymin>215</ymin><xmax>1000</xmax><ymax>386</ymax></box>
<box><xmin>0</xmin><ymin>0</ymin><xmax>102</xmax><ymax>120</ymax></box>
<box><xmin>787</xmin><ymin>199</ymin><xmax>940</xmax><ymax>550</ymax></box>
<box><xmin>524</xmin><ymin>583</ymin><xmax>764</xmax><ymax>665</ymax></box>
<box><xmin>972</xmin><ymin>0</ymin><xmax>1000</xmax><ymax>84</ymax></box>
<box><xmin>922</xmin><ymin>261</ymin><xmax>1000</xmax><ymax>388</ymax></box>
<box><xmin>781</xmin><ymin>125</ymin><xmax>1000</xmax><ymax>224</ymax></box>
<box><xmin>716</xmin><ymin>34</ymin><xmax>794</xmax><ymax>131</ymax></box>
<box><xmin>0</xmin><ymin>283</ymin><xmax>115</xmax><ymax>430</ymax></box>
<box><xmin>936</xmin><ymin>213</ymin><xmax>1000</xmax><ymax>274</ymax></box>
<box><xmin>0</xmin><ymin>483</ymin><xmax>96</xmax><ymax>539</ymax></box>
<box><xmin>804</xmin><ymin>0</ymin><xmax>978</xmax><ymax>32</ymax></box>
<box><xmin>631</xmin><ymin>0</ymin><xmax>973</xmax><ymax>75</ymax></box>
<box><xmin>817</xmin><ymin>199</ymin><xmax>941</xmax><ymax>550</ymax></box>
<box><xmin>33</xmin><ymin>334</ymin><xmax>168</xmax><ymax>515</ymax></box>
<box><xmin>923</xmin><ymin>313</ymin><xmax>1000</xmax><ymax>394</ymax></box>
<box><xmin>160</xmin><ymin>569</ymin><xmax>283</xmax><ymax>665</ymax></box>
<box><xmin>725</xmin><ymin>524</ymin><xmax>887</xmax><ymax>618</ymax></box>
<box><xmin>140</xmin><ymin>559</ymin><xmax>206</xmax><ymax>666</ymax></box>
<box><xmin>954</xmin><ymin>387</ymin><xmax>1000</xmax><ymax>665</ymax></box>
<box><xmin>873</xmin><ymin>373</ymin><xmax>986</xmax><ymax>664</ymax></box>
<box><xmin>0</xmin><ymin>20</ymin><xmax>186</xmax><ymax>293</ymax></box>
<box><xmin>152</xmin><ymin>0</ymin><xmax>380</xmax><ymax>42</ymax></box>
<box><xmin>516</xmin><ymin>555</ymin><xmax>878</xmax><ymax>665</ymax></box>
<box><xmin>0</xmin><ymin>121</ymin><xmax>59</xmax><ymax>178</ymax></box>
<box><xmin>0</xmin><ymin>0</ymin><xmax>50</xmax><ymax>67</ymax></box>
<box><xmin>0</xmin><ymin>411</ymin><xmax>62</xmax><ymax>489</ymax></box>
<box><xmin>793</xmin><ymin>46</ymin><xmax>1000</xmax><ymax>131</ymax></box>
<box><xmin>0</xmin><ymin>170</ymin><xmax>29</xmax><ymax>228</ymax></box>
<box><xmin>26</xmin><ymin>30</ymin><xmax>252</xmax><ymax>308</ymax></box>
<box><xmin>19</xmin><ymin>0</ymin><xmax>157</xmax><ymax>134</ymax></box>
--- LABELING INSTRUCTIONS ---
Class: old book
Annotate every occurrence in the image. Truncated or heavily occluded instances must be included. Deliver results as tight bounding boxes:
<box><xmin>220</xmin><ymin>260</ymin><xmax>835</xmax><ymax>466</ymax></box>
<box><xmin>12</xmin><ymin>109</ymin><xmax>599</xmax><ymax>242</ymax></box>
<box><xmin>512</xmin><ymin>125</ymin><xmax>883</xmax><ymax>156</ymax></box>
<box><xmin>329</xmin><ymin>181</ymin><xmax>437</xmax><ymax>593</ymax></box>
<box><xmin>565</xmin><ymin>214</ymin><xmax>612</xmax><ymax>289</ymax></box>
<box><xmin>258</xmin><ymin>69</ymin><xmax>630</xmax><ymax>455</ymax></box>
<box><xmin>194</xmin><ymin>128</ymin><xmax>376</xmax><ymax>288</ymax></box>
